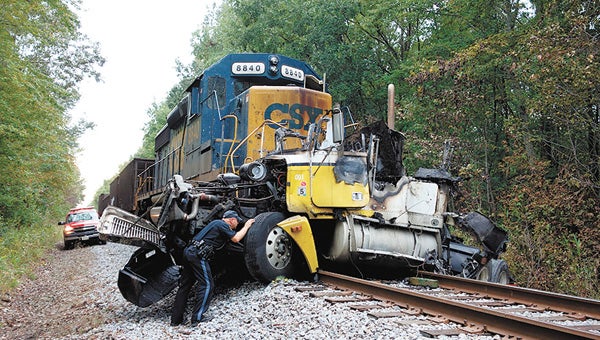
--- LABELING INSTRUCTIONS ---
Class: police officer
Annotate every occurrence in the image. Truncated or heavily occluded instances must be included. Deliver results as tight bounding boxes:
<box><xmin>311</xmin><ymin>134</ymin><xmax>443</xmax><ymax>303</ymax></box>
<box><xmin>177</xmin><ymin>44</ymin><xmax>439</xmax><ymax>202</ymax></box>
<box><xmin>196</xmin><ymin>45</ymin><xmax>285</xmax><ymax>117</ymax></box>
<box><xmin>171</xmin><ymin>210</ymin><xmax>254</xmax><ymax>326</ymax></box>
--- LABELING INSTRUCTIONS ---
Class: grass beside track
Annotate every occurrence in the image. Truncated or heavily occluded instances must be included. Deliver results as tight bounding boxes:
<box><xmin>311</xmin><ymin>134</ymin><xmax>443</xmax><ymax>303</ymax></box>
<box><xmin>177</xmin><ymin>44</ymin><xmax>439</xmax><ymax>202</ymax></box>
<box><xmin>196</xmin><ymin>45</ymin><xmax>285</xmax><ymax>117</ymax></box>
<box><xmin>0</xmin><ymin>222</ymin><xmax>62</xmax><ymax>294</ymax></box>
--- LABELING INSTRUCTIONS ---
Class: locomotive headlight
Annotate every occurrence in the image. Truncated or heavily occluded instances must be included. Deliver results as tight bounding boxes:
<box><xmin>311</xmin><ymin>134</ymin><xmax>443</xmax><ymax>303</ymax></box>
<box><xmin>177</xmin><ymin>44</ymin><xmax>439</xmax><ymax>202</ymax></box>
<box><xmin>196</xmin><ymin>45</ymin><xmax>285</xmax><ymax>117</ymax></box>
<box><xmin>239</xmin><ymin>161</ymin><xmax>267</xmax><ymax>182</ymax></box>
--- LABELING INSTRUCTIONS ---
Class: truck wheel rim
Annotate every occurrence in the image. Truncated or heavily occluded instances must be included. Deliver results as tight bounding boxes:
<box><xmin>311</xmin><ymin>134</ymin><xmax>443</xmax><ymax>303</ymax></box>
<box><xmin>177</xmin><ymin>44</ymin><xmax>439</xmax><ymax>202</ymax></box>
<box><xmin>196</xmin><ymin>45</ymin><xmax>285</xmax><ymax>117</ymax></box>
<box><xmin>266</xmin><ymin>227</ymin><xmax>292</xmax><ymax>269</ymax></box>
<box><xmin>477</xmin><ymin>267</ymin><xmax>490</xmax><ymax>281</ymax></box>
<box><xmin>497</xmin><ymin>270</ymin><xmax>509</xmax><ymax>284</ymax></box>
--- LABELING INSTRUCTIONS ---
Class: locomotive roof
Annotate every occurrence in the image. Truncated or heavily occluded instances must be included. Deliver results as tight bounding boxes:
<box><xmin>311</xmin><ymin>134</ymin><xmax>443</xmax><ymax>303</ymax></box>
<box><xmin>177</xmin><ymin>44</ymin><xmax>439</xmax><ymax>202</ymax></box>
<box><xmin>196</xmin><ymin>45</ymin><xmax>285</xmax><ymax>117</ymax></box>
<box><xmin>185</xmin><ymin>53</ymin><xmax>323</xmax><ymax>92</ymax></box>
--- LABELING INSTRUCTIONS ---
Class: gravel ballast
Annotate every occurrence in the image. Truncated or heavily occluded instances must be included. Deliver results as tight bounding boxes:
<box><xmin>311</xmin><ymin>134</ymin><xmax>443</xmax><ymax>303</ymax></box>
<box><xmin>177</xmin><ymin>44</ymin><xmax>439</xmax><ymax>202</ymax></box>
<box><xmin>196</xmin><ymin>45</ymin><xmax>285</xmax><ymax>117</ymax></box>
<box><xmin>1</xmin><ymin>242</ymin><xmax>502</xmax><ymax>339</ymax></box>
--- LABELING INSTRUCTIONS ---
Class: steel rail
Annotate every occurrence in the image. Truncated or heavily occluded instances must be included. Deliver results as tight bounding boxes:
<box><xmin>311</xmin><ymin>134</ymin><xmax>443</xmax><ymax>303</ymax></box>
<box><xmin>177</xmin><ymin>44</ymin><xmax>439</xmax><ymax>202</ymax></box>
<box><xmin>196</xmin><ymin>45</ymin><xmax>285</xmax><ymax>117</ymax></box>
<box><xmin>318</xmin><ymin>270</ymin><xmax>600</xmax><ymax>340</ymax></box>
<box><xmin>418</xmin><ymin>271</ymin><xmax>600</xmax><ymax>319</ymax></box>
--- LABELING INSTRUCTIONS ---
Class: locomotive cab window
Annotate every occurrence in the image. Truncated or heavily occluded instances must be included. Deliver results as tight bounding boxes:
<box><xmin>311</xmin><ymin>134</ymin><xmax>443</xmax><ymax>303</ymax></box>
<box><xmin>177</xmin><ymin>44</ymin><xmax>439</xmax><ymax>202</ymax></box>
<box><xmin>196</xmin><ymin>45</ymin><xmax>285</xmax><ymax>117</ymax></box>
<box><xmin>207</xmin><ymin>76</ymin><xmax>226</xmax><ymax>109</ymax></box>
<box><xmin>234</xmin><ymin>80</ymin><xmax>252</xmax><ymax>97</ymax></box>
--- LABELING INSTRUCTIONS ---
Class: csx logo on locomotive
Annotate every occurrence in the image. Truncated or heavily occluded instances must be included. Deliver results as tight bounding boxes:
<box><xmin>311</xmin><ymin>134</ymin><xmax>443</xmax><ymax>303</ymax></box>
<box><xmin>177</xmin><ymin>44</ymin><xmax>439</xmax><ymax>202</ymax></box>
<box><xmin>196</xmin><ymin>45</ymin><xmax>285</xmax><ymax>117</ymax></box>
<box><xmin>264</xmin><ymin>103</ymin><xmax>324</xmax><ymax>130</ymax></box>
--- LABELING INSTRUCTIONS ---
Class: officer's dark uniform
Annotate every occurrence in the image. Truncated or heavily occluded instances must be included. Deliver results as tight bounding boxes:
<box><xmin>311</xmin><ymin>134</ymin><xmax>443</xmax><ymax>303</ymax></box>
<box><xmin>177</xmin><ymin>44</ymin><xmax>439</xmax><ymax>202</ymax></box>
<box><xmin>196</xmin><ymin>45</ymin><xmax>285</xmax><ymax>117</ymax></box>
<box><xmin>170</xmin><ymin>212</ymin><xmax>238</xmax><ymax>325</ymax></box>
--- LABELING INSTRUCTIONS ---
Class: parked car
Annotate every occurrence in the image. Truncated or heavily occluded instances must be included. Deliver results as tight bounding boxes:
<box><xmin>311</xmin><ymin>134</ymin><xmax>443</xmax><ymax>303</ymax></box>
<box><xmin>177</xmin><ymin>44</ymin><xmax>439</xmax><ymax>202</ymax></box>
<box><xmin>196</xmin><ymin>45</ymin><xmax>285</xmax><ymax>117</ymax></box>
<box><xmin>58</xmin><ymin>207</ymin><xmax>104</xmax><ymax>249</ymax></box>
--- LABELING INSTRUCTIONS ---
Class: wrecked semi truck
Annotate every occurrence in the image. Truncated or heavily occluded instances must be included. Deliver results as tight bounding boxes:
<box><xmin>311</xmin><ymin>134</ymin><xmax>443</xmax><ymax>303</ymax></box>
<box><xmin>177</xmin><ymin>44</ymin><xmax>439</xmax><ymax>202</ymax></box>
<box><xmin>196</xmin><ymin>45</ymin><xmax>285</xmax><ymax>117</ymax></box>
<box><xmin>98</xmin><ymin>53</ymin><xmax>510</xmax><ymax>307</ymax></box>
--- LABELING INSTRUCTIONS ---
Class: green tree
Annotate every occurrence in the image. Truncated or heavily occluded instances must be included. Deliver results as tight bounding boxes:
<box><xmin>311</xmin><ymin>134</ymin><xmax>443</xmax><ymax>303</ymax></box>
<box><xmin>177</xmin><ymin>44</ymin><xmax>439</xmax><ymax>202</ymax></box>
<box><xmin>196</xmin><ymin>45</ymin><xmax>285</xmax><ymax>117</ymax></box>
<box><xmin>496</xmin><ymin>0</ymin><xmax>599</xmax><ymax>295</ymax></box>
<box><xmin>1</xmin><ymin>0</ymin><xmax>103</xmax><ymax>224</ymax></box>
<box><xmin>402</xmin><ymin>0</ymin><xmax>599</xmax><ymax>296</ymax></box>
<box><xmin>0</xmin><ymin>0</ymin><xmax>104</xmax><ymax>292</ymax></box>
<box><xmin>188</xmin><ymin>0</ymin><xmax>440</xmax><ymax>120</ymax></box>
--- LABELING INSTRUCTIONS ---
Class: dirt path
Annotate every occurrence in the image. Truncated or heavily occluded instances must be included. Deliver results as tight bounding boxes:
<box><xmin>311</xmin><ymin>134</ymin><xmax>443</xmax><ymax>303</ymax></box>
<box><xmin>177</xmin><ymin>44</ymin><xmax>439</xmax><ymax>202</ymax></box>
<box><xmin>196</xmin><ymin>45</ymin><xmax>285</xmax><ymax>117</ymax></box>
<box><xmin>0</xmin><ymin>243</ymin><xmax>111</xmax><ymax>339</ymax></box>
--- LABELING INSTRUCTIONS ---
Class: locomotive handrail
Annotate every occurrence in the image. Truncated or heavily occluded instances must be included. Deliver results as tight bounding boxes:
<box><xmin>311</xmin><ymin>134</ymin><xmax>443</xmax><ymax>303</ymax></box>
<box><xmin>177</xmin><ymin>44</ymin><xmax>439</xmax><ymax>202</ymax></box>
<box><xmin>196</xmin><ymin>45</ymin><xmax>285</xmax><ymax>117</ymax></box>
<box><xmin>137</xmin><ymin>163</ymin><xmax>153</xmax><ymax>179</ymax></box>
<box><xmin>198</xmin><ymin>89</ymin><xmax>223</xmax><ymax>119</ymax></box>
<box><xmin>139</xmin><ymin>146</ymin><xmax>181</xmax><ymax>179</ymax></box>
<box><xmin>134</xmin><ymin>146</ymin><xmax>181</xmax><ymax>200</ymax></box>
<box><xmin>228</xmin><ymin>119</ymin><xmax>289</xmax><ymax>171</ymax></box>
<box><xmin>133</xmin><ymin>175</ymin><xmax>154</xmax><ymax>212</ymax></box>
<box><xmin>221</xmin><ymin>114</ymin><xmax>239</xmax><ymax>173</ymax></box>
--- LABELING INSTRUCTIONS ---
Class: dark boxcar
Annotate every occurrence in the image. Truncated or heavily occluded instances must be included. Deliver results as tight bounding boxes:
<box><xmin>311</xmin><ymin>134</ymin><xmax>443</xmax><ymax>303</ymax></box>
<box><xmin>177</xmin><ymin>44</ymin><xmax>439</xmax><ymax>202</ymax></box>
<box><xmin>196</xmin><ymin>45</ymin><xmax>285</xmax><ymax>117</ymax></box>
<box><xmin>107</xmin><ymin>158</ymin><xmax>154</xmax><ymax>213</ymax></box>
<box><xmin>98</xmin><ymin>193</ymin><xmax>110</xmax><ymax>216</ymax></box>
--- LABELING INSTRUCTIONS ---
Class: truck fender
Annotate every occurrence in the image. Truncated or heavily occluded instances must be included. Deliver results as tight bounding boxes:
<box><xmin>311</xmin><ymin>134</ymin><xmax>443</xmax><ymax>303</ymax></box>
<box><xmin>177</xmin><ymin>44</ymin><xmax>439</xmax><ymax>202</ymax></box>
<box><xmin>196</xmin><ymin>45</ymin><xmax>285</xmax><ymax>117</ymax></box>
<box><xmin>277</xmin><ymin>215</ymin><xmax>319</xmax><ymax>274</ymax></box>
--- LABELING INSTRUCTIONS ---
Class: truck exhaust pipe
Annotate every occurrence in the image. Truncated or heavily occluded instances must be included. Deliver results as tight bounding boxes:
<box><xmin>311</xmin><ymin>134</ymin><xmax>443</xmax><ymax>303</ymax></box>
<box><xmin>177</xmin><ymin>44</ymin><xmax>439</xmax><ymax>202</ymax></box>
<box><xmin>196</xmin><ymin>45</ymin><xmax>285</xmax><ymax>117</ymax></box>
<box><xmin>387</xmin><ymin>84</ymin><xmax>395</xmax><ymax>129</ymax></box>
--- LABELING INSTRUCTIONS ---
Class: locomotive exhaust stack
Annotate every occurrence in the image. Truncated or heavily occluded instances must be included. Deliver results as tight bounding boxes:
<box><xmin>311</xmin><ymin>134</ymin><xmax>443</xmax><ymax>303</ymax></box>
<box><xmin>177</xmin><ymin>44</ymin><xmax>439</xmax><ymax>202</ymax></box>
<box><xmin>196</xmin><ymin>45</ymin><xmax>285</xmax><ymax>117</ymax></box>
<box><xmin>98</xmin><ymin>53</ymin><xmax>510</xmax><ymax>307</ymax></box>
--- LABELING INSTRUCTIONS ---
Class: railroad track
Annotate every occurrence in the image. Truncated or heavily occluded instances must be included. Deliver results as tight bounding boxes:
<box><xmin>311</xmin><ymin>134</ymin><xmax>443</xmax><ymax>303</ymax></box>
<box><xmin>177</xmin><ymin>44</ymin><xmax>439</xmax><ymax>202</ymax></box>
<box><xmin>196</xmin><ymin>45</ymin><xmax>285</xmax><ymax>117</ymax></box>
<box><xmin>311</xmin><ymin>270</ymin><xmax>600</xmax><ymax>339</ymax></box>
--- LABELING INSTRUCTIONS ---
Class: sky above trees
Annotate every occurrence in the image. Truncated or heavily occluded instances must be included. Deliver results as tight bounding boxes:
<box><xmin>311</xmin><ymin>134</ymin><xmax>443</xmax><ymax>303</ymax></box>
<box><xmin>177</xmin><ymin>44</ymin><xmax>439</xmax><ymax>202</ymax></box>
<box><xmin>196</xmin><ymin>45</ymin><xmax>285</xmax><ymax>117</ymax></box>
<box><xmin>71</xmin><ymin>0</ymin><xmax>217</xmax><ymax>204</ymax></box>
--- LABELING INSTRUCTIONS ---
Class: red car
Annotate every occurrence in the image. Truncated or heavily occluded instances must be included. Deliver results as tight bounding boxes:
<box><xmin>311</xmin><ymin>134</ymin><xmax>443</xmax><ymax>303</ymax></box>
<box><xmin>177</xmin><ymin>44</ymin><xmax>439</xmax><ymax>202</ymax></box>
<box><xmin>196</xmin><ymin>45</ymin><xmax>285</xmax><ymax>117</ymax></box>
<box><xmin>58</xmin><ymin>207</ymin><xmax>104</xmax><ymax>250</ymax></box>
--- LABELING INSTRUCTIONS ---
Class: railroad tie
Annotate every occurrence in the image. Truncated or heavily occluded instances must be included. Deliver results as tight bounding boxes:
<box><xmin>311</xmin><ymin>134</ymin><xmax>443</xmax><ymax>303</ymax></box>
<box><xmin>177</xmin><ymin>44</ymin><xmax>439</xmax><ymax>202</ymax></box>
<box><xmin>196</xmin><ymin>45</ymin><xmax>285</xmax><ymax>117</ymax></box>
<box><xmin>367</xmin><ymin>311</ymin><xmax>407</xmax><ymax>319</ymax></box>
<box><xmin>408</xmin><ymin>277</ymin><xmax>439</xmax><ymax>288</ymax></box>
<box><xmin>294</xmin><ymin>286</ymin><xmax>326</xmax><ymax>292</ymax></box>
<box><xmin>309</xmin><ymin>290</ymin><xmax>352</xmax><ymax>298</ymax></box>
<box><xmin>347</xmin><ymin>303</ymin><xmax>385</xmax><ymax>311</ymax></box>
<box><xmin>324</xmin><ymin>295</ymin><xmax>372</xmax><ymax>303</ymax></box>
<box><xmin>420</xmin><ymin>324</ymin><xmax>487</xmax><ymax>337</ymax></box>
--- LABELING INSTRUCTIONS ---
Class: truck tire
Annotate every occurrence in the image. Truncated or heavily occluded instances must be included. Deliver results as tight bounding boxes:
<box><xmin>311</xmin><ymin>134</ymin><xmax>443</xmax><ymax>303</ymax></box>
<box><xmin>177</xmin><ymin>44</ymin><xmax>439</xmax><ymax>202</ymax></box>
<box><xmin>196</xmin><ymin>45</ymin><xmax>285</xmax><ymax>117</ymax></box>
<box><xmin>475</xmin><ymin>264</ymin><xmax>490</xmax><ymax>282</ymax></box>
<box><xmin>64</xmin><ymin>240</ymin><xmax>73</xmax><ymax>250</ymax></box>
<box><xmin>476</xmin><ymin>259</ymin><xmax>510</xmax><ymax>284</ymax></box>
<box><xmin>488</xmin><ymin>259</ymin><xmax>510</xmax><ymax>284</ymax></box>
<box><xmin>244</xmin><ymin>212</ymin><xmax>298</xmax><ymax>283</ymax></box>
